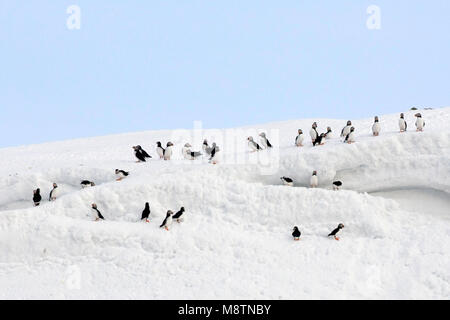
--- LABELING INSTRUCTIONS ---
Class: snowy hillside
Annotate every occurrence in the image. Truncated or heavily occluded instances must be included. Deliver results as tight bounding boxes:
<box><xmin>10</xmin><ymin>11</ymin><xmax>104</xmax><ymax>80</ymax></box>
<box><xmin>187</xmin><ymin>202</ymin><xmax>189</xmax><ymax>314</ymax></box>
<box><xmin>0</xmin><ymin>108</ymin><xmax>449</xmax><ymax>299</ymax></box>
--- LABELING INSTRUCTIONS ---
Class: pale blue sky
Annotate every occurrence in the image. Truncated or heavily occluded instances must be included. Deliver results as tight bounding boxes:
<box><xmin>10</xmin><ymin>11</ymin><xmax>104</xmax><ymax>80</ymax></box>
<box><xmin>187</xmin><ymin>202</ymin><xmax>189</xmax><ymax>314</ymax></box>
<box><xmin>1</xmin><ymin>0</ymin><xmax>449</xmax><ymax>147</ymax></box>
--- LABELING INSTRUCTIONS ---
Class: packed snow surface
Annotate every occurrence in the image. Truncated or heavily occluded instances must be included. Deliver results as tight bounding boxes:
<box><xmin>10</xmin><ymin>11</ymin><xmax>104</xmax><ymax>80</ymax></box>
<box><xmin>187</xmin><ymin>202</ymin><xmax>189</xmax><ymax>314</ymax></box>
<box><xmin>0</xmin><ymin>108</ymin><xmax>449</xmax><ymax>299</ymax></box>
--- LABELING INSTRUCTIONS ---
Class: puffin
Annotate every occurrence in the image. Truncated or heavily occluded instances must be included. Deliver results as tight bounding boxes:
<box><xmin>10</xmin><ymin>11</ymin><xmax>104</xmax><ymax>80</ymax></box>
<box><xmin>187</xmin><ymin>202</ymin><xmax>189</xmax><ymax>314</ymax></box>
<box><xmin>209</xmin><ymin>143</ymin><xmax>220</xmax><ymax>164</ymax></box>
<box><xmin>91</xmin><ymin>203</ymin><xmax>105</xmax><ymax>221</ymax></box>
<box><xmin>202</xmin><ymin>139</ymin><xmax>209</xmax><ymax>153</ymax></box>
<box><xmin>259</xmin><ymin>132</ymin><xmax>273</xmax><ymax>149</ymax></box>
<box><xmin>141</xmin><ymin>202</ymin><xmax>151</xmax><ymax>223</ymax></box>
<box><xmin>292</xmin><ymin>227</ymin><xmax>301</xmax><ymax>241</ymax></box>
<box><xmin>415</xmin><ymin>113</ymin><xmax>425</xmax><ymax>131</ymax></box>
<box><xmin>133</xmin><ymin>146</ymin><xmax>147</xmax><ymax>162</ymax></box>
<box><xmin>172</xmin><ymin>207</ymin><xmax>186</xmax><ymax>223</ymax></box>
<box><xmin>156</xmin><ymin>142</ymin><xmax>165</xmax><ymax>159</ymax></box>
<box><xmin>33</xmin><ymin>188</ymin><xmax>42</xmax><ymax>206</ymax></box>
<box><xmin>310</xmin><ymin>171</ymin><xmax>318</xmax><ymax>188</ymax></box>
<box><xmin>309</xmin><ymin>122</ymin><xmax>319</xmax><ymax>144</ymax></box>
<box><xmin>81</xmin><ymin>180</ymin><xmax>95</xmax><ymax>188</ymax></box>
<box><xmin>372</xmin><ymin>116</ymin><xmax>381</xmax><ymax>136</ymax></box>
<box><xmin>280</xmin><ymin>177</ymin><xmax>294</xmax><ymax>187</ymax></box>
<box><xmin>295</xmin><ymin>129</ymin><xmax>304</xmax><ymax>147</ymax></box>
<box><xmin>164</xmin><ymin>142</ymin><xmax>174</xmax><ymax>160</ymax></box>
<box><xmin>328</xmin><ymin>224</ymin><xmax>344</xmax><ymax>241</ymax></box>
<box><xmin>160</xmin><ymin>210</ymin><xmax>174</xmax><ymax>231</ymax></box>
<box><xmin>248</xmin><ymin>137</ymin><xmax>262</xmax><ymax>152</ymax></box>
<box><xmin>332</xmin><ymin>181</ymin><xmax>343</xmax><ymax>191</ymax></box>
<box><xmin>49</xmin><ymin>183</ymin><xmax>58</xmax><ymax>201</ymax></box>
<box><xmin>344</xmin><ymin>127</ymin><xmax>356</xmax><ymax>144</ymax></box>
<box><xmin>115</xmin><ymin>169</ymin><xmax>129</xmax><ymax>181</ymax></box>
<box><xmin>399</xmin><ymin>113</ymin><xmax>407</xmax><ymax>132</ymax></box>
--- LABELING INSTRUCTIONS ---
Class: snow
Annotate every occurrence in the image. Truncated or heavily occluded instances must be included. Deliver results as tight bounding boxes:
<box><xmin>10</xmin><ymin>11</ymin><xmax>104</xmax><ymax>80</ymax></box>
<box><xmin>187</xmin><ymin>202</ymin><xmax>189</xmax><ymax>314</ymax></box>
<box><xmin>0</xmin><ymin>108</ymin><xmax>449</xmax><ymax>299</ymax></box>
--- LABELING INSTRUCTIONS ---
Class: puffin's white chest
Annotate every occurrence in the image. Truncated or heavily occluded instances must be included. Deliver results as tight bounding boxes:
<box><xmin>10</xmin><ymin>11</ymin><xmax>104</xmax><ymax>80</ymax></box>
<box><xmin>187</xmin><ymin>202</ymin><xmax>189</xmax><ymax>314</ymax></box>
<box><xmin>399</xmin><ymin>119</ymin><xmax>407</xmax><ymax>130</ymax></box>
<box><xmin>164</xmin><ymin>147</ymin><xmax>173</xmax><ymax>159</ymax></box>
<box><xmin>309</xmin><ymin>129</ymin><xmax>317</xmax><ymax>140</ymax></box>
<box><xmin>372</xmin><ymin>123</ymin><xmax>381</xmax><ymax>134</ymax></box>
<box><xmin>296</xmin><ymin>134</ymin><xmax>304</xmax><ymax>145</ymax></box>
<box><xmin>310</xmin><ymin>176</ymin><xmax>318</xmax><ymax>187</ymax></box>
<box><xmin>157</xmin><ymin>147</ymin><xmax>164</xmax><ymax>158</ymax></box>
<box><xmin>416</xmin><ymin>118</ymin><xmax>424</xmax><ymax>129</ymax></box>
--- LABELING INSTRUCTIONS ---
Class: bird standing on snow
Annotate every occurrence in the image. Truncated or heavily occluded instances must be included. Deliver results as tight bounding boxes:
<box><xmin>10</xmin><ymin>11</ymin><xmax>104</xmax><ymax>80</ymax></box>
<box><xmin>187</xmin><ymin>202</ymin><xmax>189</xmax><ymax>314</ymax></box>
<box><xmin>209</xmin><ymin>143</ymin><xmax>220</xmax><ymax>164</ymax></box>
<box><xmin>344</xmin><ymin>127</ymin><xmax>356</xmax><ymax>144</ymax></box>
<box><xmin>81</xmin><ymin>180</ymin><xmax>95</xmax><ymax>188</ymax></box>
<box><xmin>341</xmin><ymin>121</ymin><xmax>352</xmax><ymax>138</ymax></box>
<box><xmin>332</xmin><ymin>181</ymin><xmax>343</xmax><ymax>191</ymax></box>
<box><xmin>160</xmin><ymin>210</ymin><xmax>173</xmax><ymax>231</ymax></box>
<box><xmin>295</xmin><ymin>129</ymin><xmax>304</xmax><ymax>147</ymax></box>
<box><xmin>248</xmin><ymin>137</ymin><xmax>262</xmax><ymax>152</ymax></box>
<box><xmin>202</xmin><ymin>139</ymin><xmax>209</xmax><ymax>153</ymax></box>
<box><xmin>133</xmin><ymin>145</ymin><xmax>151</xmax><ymax>162</ymax></box>
<box><xmin>259</xmin><ymin>132</ymin><xmax>273</xmax><ymax>149</ymax></box>
<box><xmin>91</xmin><ymin>203</ymin><xmax>105</xmax><ymax>221</ymax></box>
<box><xmin>172</xmin><ymin>207</ymin><xmax>186</xmax><ymax>223</ymax></box>
<box><xmin>141</xmin><ymin>202</ymin><xmax>151</xmax><ymax>223</ymax></box>
<box><xmin>399</xmin><ymin>113</ymin><xmax>407</xmax><ymax>132</ymax></box>
<box><xmin>309</xmin><ymin>122</ymin><xmax>319</xmax><ymax>144</ymax></box>
<box><xmin>415</xmin><ymin>113</ymin><xmax>425</xmax><ymax>132</ymax></box>
<box><xmin>49</xmin><ymin>183</ymin><xmax>58</xmax><ymax>201</ymax></box>
<box><xmin>328</xmin><ymin>223</ymin><xmax>344</xmax><ymax>241</ymax></box>
<box><xmin>187</xmin><ymin>149</ymin><xmax>203</xmax><ymax>160</ymax></box>
<box><xmin>115</xmin><ymin>169</ymin><xmax>129</xmax><ymax>181</ymax></box>
<box><xmin>372</xmin><ymin>116</ymin><xmax>381</xmax><ymax>136</ymax></box>
<box><xmin>156</xmin><ymin>142</ymin><xmax>165</xmax><ymax>159</ymax></box>
<box><xmin>310</xmin><ymin>171</ymin><xmax>318</xmax><ymax>188</ymax></box>
<box><xmin>280</xmin><ymin>176</ymin><xmax>294</xmax><ymax>187</ymax></box>
<box><xmin>164</xmin><ymin>142</ymin><xmax>174</xmax><ymax>160</ymax></box>
<box><xmin>33</xmin><ymin>188</ymin><xmax>42</xmax><ymax>206</ymax></box>
<box><xmin>292</xmin><ymin>227</ymin><xmax>301</xmax><ymax>241</ymax></box>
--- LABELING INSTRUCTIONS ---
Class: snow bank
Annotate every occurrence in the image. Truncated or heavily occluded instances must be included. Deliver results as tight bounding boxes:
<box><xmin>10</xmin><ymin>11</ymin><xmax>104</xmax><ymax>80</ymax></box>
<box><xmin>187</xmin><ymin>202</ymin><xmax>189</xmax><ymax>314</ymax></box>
<box><xmin>0</xmin><ymin>108</ymin><xmax>449</xmax><ymax>299</ymax></box>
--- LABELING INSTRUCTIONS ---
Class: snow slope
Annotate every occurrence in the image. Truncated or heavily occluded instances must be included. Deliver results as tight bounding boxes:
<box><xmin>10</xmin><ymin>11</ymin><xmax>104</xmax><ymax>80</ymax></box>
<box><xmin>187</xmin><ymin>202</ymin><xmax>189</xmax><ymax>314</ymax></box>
<box><xmin>0</xmin><ymin>108</ymin><xmax>449</xmax><ymax>299</ymax></box>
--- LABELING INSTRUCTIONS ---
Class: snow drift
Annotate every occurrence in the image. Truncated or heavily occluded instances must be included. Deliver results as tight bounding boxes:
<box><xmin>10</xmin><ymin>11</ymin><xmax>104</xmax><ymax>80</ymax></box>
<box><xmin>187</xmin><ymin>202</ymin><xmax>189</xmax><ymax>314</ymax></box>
<box><xmin>0</xmin><ymin>108</ymin><xmax>449</xmax><ymax>299</ymax></box>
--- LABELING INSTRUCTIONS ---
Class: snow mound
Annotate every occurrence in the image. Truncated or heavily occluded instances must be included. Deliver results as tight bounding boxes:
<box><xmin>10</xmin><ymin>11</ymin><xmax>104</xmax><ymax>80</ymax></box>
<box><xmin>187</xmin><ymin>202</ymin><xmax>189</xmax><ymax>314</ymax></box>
<box><xmin>0</xmin><ymin>108</ymin><xmax>449</xmax><ymax>299</ymax></box>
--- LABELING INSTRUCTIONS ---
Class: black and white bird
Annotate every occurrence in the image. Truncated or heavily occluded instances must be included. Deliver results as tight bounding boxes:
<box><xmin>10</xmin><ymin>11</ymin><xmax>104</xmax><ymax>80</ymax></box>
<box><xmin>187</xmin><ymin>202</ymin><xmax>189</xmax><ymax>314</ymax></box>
<box><xmin>133</xmin><ymin>146</ymin><xmax>147</xmax><ymax>162</ymax></box>
<box><xmin>202</xmin><ymin>139</ymin><xmax>209</xmax><ymax>154</ymax></box>
<box><xmin>33</xmin><ymin>188</ymin><xmax>42</xmax><ymax>206</ymax></box>
<box><xmin>280</xmin><ymin>176</ymin><xmax>294</xmax><ymax>187</ymax></box>
<box><xmin>332</xmin><ymin>181</ymin><xmax>343</xmax><ymax>191</ymax></box>
<box><xmin>247</xmin><ymin>137</ymin><xmax>262</xmax><ymax>152</ymax></box>
<box><xmin>160</xmin><ymin>210</ymin><xmax>174</xmax><ymax>231</ymax></box>
<box><xmin>183</xmin><ymin>144</ymin><xmax>202</xmax><ymax>160</ymax></box>
<box><xmin>259</xmin><ymin>132</ymin><xmax>273</xmax><ymax>149</ymax></box>
<box><xmin>309</xmin><ymin>122</ymin><xmax>319</xmax><ymax>144</ymax></box>
<box><xmin>295</xmin><ymin>129</ymin><xmax>304</xmax><ymax>147</ymax></box>
<box><xmin>133</xmin><ymin>145</ymin><xmax>152</xmax><ymax>162</ymax></box>
<box><xmin>415</xmin><ymin>113</ymin><xmax>425</xmax><ymax>131</ymax></box>
<box><xmin>372</xmin><ymin>116</ymin><xmax>381</xmax><ymax>136</ymax></box>
<box><xmin>81</xmin><ymin>180</ymin><xmax>95</xmax><ymax>188</ymax></box>
<box><xmin>141</xmin><ymin>202</ymin><xmax>151</xmax><ymax>223</ymax></box>
<box><xmin>341</xmin><ymin>121</ymin><xmax>352</xmax><ymax>138</ymax></box>
<box><xmin>172</xmin><ymin>207</ymin><xmax>186</xmax><ymax>223</ymax></box>
<box><xmin>292</xmin><ymin>226</ymin><xmax>301</xmax><ymax>241</ymax></box>
<box><xmin>115</xmin><ymin>169</ymin><xmax>129</xmax><ymax>181</ymax></box>
<box><xmin>49</xmin><ymin>183</ymin><xmax>58</xmax><ymax>201</ymax></box>
<box><xmin>156</xmin><ymin>142</ymin><xmax>165</xmax><ymax>159</ymax></box>
<box><xmin>399</xmin><ymin>113</ymin><xmax>408</xmax><ymax>132</ymax></box>
<box><xmin>209</xmin><ymin>143</ymin><xmax>220</xmax><ymax>164</ymax></box>
<box><xmin>310</xmin><ymin>171</ymin><xmax>318</xmax><ymax>188</ymax></box>
<box><xmin>164</xmin><ymin>142</ymin><xmax>174</xmax><ymax>160</ymax></box>
<box><xmin>344</xmin><ymin>127</ymin><xmax>356</xmax><ymax>144</ymax></box>
<box><xmin>328</xmin><ymin>223</ymin><xmax>344</xmax><ymax>241</ymax></box>
<box><xmin>91</xmin><ymin>203</ymin><xmax>105</xmax><ymax>221</ymax></box>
